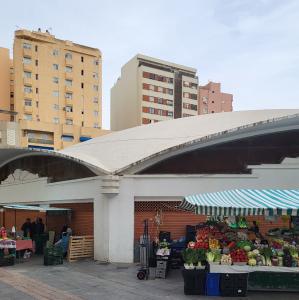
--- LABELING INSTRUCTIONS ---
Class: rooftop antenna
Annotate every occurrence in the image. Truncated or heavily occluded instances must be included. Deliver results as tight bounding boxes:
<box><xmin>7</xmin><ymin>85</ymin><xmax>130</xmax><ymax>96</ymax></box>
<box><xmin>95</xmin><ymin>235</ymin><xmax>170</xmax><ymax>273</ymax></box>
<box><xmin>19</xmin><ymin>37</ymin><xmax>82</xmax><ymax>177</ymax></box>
<box><xmin>46</xmin><ymin>27</ymin><xmax>52</xmax><ymax>33</ymax></box>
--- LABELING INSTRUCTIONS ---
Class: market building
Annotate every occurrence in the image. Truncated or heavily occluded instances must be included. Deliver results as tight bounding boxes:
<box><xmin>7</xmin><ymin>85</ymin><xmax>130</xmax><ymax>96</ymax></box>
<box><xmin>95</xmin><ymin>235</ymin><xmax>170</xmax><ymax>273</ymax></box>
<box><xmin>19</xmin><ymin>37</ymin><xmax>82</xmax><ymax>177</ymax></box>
<box><xmin>0</xmin><ymin>109</ymin><xmax>299</xmax><ymax>263</ymax></box>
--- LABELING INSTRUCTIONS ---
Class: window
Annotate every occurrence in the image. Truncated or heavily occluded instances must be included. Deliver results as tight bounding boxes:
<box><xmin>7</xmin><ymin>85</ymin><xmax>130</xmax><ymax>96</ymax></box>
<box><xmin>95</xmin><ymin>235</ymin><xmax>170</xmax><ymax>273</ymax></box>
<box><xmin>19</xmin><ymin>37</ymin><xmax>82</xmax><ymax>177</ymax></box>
<box><xmin>81</xmin><ymin>70</ymin><xmax>84</xmax><ymax>76</ymax></box>
<box><xmin>53</xmin><ymin>104</ymin><xmax>59</xmax><ymax>110</ymax></box>
<box><xmin>149</xmin><ymin>96</ymin><xmax>154</xmax><ymax>102</ymax></box>
<box><xmin>61</xmin><ymin>135</ymin><xmax>74</xmax><ymax>142</ymax></box>
<box><xmin>35</xmin><ymin>74</ymin><xmax>39</xmax><ymax>80</ymax></box>
<box><xmin>93</xmin><ymin>85</ymin><xmax>98</xmax><ymax>91</ymax></box>
<box><xmin>149</xmin><ymin>107</ymin><xmax>155</xmax><ymax>114</ymax></box>
<box><xmin>65</xmin><ymin>79</ymin><xmax>72</xmax><ymax>86</ymax></box>
<box><xmin>212</xmin><ymin>91</ymin><xmax>215</xmax><ymax>93</ymax></box>
<box><xmin>183</xmin><ymin>81</ymin><xmax>190</xmax><ymax>87</ymax></box>
<box><xmin>93</xmin><ymin>97</ymin><xmax>98</xmax><ymax>104</ymax></box>
<box><xmin>189</xmin><ymin>93</ymin><xmax>197</xmax><ymax>100</ymax></box>
<box><xmin>65</xmin><ymin>66</ymin><xmax>72</xmax><ymax>73</ymax></box>
<box><xmin>158</xmin><ymin>109</ymin><xmax>163</xmax><ymax>116</ymax></box>
<box><xmin>65</xmin><ymin>52</ymin><xmax>72</xmax><ymax>59</ymax></box>
<box><xmin>35</xmin><ymin>45</ymin><xmax>38</xmax><ymax>52</ymax></box>
<box><xmin>212</xmin><ymin>100</ymin><xmax>214</xmax><ymax>104</ymax></box>
<box><xmin>65</xmin><ymin>92</ymin><xmax>72</xmax><ymax>99</ymax></box>
<box><xmin>93</xmin><ymin>72</ymin><xmax>98</xmax><ymax>79</ymax></box>
<box><xmin>36</xmin><ymin>88</ymin><xmax>39</xmax><ymax>94</ymax></box>
<box><xmin>23</xmin><ymin>57</ymin><xmax>32</xmax><ymax>64</ymax></box>
<box><xmin>81</xmin><ymin>56</ymin><xmax>84</xmax><ymax>62</ymax></box>
<box><xmin>24</xmin><ymin>85</ymin><xmax>32</xmax><ymax>93</ymax></box>
<box><xmin>53</xmin><ymin>77</ymin><xmax>59</xmax><ymax>84</ymax></box>
<box><xmin>94</xmin><ymin>122</ymin><xmax>99</xmax><ymax>128</ymax></box>
<box><xmin>212</xmin><ymin>111</ymin><xmax>215</xmax><ymax>113</ymax></box>
<box><xmin>53</xmin><ymin>64</ymin><xmax>59</xmax><ymax>70</ymax></box>
<box><xmin>52</xmin><ymin>90</ymin><xmax>59</xmax><ymax>97</ymax></box>
<box><xmin>35</xmin><ymin>60</ymin><xmax>38</xmax><ymax>66</ymax></box>
<box><xmin>157</xmin><ymin>98</ymin><xmax>163</xmax><ymax>104</ymax></box>
<box><xmin>24</xmin><ymin>71</ymin><xmax>31</xmax><ymax>78</ymax></box>
<box><xmin>24</xmin><ymin>99</ymin><xmax>32</xmax><ymax>106</ymax></box>
<box><xmin>168</xmin><ymin>89</ymin><xmax>173</xmax><ymax>95</ymax></box>
<box><xmin>166</xmin><ymin>100</ymin><xmax>173</xmax><ymax>106</ymax></box>
<box><xmin>94</xmin><ymin>110</ymin><xmax>99</xmax><ymax>117</ymax></box>
<box><xmin>53</xmin><ymin>49</ymin><xmax>59</xmax><ymax>56</ymax></box>
<box><xmin>66</xmin><ymin>119</ymin><xmax>73</xmax><ymax>125</ymax></box>
<box><xmin>94</xmin><ymin>59</ymin><xmax>99</xmax><ymax>65</ymax></box>
<box><xmin>183</xmin><ymin>92</ymin><xmax>189</xmax><ymax>98</ymax></box>
<box><xmin>149</xmin><ymin>85</ymin><xmax>154</xmax><ymax>91</ymax></box>
<box><xmin>23</xmin><ymin>43</ymin><xmax>32</xmax><ymax>49</ymax></box>
<box><xmin>24</xmin><ymin>114</ymin><xmax>32</xmax><ymax>121</ymax></box>
<box><xmin>53</xmin><ymin>117</ymin><xmax>59</xmax><ymax>124</ymax></box>
<box><xmin>81</xmin><ymin>83</ymin><xmax>84</xmax><ymax>89</ymax></box>
<box><xmin>65</xmin><ymin>105</ymin><xmax>73</xmax><ymax>112</ymax></box>
<box><xmin>36</xmin><ymin>101</ymin><xmax>39</xmax><ymax>108</ymax></box>
<box><xmin>158</xmin><ymin>86</ymin><xmax>163</xmax><ymax>92</ymax></box>
<box><xmin>167</xmin><ymin>111</ymin><xmax>173</xmax><ymax>117</ymax></box>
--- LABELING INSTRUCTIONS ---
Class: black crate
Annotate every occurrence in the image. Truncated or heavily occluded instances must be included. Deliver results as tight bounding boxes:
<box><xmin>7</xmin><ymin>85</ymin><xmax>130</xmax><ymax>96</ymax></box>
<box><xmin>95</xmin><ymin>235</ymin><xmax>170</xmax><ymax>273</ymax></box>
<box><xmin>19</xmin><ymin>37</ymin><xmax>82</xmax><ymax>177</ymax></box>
<box><xmin>44</xmin><ymin>255</ymin><xmax>63</xmax><ymax>266</ymax></box>
<box><xmin>0</xmin><ymin>256</ymin><xmax>15</xmax><ymax>267</ymax></box>
<box><xmin>220</xmin><ymin>273</ymin><xmax>248</xmax><ymax>297</ymax></box>
<box><xmin>182</xmin><ymin>269</ymin><xmax>206</xmax><ymax>295</ymax></box>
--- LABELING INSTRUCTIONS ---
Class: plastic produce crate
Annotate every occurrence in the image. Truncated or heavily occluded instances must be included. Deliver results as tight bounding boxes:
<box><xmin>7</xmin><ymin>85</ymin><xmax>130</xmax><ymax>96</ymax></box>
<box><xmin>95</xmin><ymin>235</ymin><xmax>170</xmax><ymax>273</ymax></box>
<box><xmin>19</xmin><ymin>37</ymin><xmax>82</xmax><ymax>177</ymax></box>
<box><xmin>182</xmin><ymin>269</ymin><xmax>207</xmax><ymax>295</ymax></box>
<box><xmin>206</xmin><ymin>273</ymin><xmax>220</xmax><ymax>296</ymax></box>
<box><xmin>220</xmin><ymin>273</ymin><xmax>248</xmax><ymax>297</ymax></box>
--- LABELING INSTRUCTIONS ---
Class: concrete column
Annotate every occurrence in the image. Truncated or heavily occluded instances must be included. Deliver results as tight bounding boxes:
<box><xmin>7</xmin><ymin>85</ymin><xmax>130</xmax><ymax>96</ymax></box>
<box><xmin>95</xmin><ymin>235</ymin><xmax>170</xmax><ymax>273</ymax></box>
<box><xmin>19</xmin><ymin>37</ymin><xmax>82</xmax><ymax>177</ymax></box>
<box><xmin>107</xmin><ymin>181</ymin><xmax>135</xmax><ymax>263</ymax></box>
<box><xmin>93</xmin><ymin>194</ymin><xmax>109</xmax><ymax>262</ymax></box>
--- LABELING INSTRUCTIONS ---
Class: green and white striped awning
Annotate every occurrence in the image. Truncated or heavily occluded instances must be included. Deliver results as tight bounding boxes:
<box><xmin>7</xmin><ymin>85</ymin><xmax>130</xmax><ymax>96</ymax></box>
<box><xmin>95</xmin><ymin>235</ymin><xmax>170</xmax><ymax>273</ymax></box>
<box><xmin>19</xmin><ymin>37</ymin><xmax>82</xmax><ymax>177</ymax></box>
<box><xmin>180</xmin><ymin>189</ymin><xmax>299</xmax><ymax>216</ymax></box>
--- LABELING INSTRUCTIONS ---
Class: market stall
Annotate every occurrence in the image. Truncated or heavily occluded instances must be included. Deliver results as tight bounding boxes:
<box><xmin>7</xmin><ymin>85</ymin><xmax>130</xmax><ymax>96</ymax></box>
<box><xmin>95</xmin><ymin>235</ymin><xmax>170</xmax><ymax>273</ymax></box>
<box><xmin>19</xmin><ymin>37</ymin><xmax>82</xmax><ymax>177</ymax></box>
<box><xmin>179</xmin><ymin>189</ymin><xmax>299</xmax><ymax>296</ymax></box>
<box><xmin>0</xmin><ymin>204</ymin><xmax>71</xmax><ymax>265</ymax></box>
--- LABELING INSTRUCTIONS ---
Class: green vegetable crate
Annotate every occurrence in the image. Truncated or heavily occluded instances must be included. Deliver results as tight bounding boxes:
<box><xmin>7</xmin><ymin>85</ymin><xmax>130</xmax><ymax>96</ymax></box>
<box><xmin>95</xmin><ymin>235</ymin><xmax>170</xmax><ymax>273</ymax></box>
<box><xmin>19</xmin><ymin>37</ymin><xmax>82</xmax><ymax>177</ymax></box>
<box><xmin>44</xmin><ymin>245</ymin><xmax>63</xmax><ymax>266</ymax></box>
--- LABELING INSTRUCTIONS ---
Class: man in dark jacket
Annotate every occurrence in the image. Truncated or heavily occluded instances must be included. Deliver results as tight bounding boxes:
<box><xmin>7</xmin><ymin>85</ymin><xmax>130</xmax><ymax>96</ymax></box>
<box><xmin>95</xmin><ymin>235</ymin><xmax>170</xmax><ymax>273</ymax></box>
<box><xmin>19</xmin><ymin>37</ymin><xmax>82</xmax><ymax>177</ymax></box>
<box><xmin>21</xmin><ymin>218</ymin><xmax>32</xmax><ymax>238</ymax></box>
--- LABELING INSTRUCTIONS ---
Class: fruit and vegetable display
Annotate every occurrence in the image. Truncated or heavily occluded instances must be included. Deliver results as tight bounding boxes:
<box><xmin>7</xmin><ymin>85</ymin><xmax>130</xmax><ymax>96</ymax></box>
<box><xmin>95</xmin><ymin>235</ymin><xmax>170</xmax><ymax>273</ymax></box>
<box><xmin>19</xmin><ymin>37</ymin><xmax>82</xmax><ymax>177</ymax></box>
<box><xmin>182</xmin><ymin>220</ymin><xmax>299</xmax><ymax>269</ymax></box>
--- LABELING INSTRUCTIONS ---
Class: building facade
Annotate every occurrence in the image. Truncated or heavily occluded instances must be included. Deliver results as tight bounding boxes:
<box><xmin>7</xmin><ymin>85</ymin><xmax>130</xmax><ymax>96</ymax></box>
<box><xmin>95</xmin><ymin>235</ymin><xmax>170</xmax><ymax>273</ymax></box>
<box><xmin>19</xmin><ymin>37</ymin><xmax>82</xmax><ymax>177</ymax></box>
<box><xmin>198</xmin><ymin>81</ymin><xmax>233</xmax><ymax>114</ymax></box>
<box><xmin>0</xmin><ymin>29</ymin><xmax>108</xmax><ymax>150</ymax></box>
<box><xmin>111</xmin><ymin>54</ymin><xmax>198</xmax><ymax>131</ymax></box>
<box><xmin>0</xmin><ymin>48</ymin><xmax>13</xmax><ymax>122</ymax></box>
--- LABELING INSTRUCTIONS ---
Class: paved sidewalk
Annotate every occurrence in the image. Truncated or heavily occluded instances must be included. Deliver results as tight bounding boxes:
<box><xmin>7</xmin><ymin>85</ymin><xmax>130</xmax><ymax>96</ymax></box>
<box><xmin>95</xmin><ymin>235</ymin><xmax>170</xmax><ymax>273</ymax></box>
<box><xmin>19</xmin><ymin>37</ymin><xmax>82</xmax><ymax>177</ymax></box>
<box><xmin>0</xmin><ymin>258</ymin><xmax>299</xmax><ymax>299</ymax></box>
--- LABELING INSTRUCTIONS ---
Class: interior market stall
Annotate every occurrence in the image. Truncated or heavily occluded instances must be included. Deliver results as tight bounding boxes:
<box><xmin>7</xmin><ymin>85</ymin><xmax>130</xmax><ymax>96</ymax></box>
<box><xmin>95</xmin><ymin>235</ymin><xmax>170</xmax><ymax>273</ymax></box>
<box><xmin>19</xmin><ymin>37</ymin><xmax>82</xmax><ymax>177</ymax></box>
<box><xmin>178</xmin><ymin>189</ymin><xmax>299</xmax><ymax>296</ymax></box>
<box><xmin>0</xmin><ymin>204</ymin><xmax>71</xmax><ymax>266</ymax></box>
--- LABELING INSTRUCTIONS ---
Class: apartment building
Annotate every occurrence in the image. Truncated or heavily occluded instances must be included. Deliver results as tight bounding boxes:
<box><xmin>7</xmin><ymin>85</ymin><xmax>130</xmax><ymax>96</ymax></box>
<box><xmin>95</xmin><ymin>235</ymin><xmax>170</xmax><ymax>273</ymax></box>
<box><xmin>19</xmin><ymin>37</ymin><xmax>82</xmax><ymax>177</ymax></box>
<box><xmin>0</xmin><ymin>48</ymin><xmax>13</xmax><ymax>122</ymax></box>
<box><xmin>0</xmin><ymin>29</ymin><xmax>108</xmax><ymax>150</ymax></box>
<box><xmin>198</xmin><ymin>81</ymin><xmax>233</xmax><ymax>114</ymax></box>
<box><xmin>111</xmin><ymin>54</ymin><xmax>198</xmax><ymax>131</ymax></box>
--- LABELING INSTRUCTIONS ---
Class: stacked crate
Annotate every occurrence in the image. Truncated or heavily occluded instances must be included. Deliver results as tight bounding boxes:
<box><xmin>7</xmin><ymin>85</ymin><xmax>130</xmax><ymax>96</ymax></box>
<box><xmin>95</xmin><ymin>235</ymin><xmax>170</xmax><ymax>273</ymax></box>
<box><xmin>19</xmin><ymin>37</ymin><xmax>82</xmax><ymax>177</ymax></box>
<box><xmin>155</xmin><ymin>258</ymin><xmax>168</xmax><ymax>278</ymax></box>
<box><xmin>44</xmin><ymin>245</ymin><xmax>63</xmax><ymax>266</ymax></box>
<box><xmin>220</xmin><ymin>273</ymin><xmax>248</xmax><ymax>297</ymax></box>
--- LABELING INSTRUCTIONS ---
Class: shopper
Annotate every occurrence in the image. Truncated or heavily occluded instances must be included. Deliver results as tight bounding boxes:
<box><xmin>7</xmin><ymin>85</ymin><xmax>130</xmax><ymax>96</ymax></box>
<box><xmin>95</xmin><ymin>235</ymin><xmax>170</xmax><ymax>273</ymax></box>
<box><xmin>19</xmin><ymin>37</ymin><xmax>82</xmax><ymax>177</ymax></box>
<box><xmin>35</xmin><ymin>218</ymin><xmax>45</xmax><ymax>234</ymax></box>
<box><xmin>21</xmin><ymin>218</ymin><xmax>32</xmax><ymax>238</ymax></box>
<box><xmin>55</xmin><ymin>227</ymin><xmax>72</xmax><ymax>257</ymax></box>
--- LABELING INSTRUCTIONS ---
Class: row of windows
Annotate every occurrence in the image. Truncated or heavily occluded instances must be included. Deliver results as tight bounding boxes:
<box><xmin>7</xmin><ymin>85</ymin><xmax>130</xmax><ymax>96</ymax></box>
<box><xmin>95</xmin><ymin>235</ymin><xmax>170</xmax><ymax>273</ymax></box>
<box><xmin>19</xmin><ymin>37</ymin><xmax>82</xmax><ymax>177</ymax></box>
<box><xmin>143</xmin><ymin>83</ymin><xmax>173</xmax><ymax>95</ymax></box>
<box><xmin>142</xmin><ymin>95</ymin><xmax>173</xmax><ymax>106</ymax></box>
<box><xmin>24</xmin><ymin>84</ymin><xmax>99</xmax><ymax>95</ymax></box>
<box><xmin>182</xmin><ymin>113</ymin><xmax>194</xmax><ymax>117</ymax></box>
<box><xmin>142</xmin><ymin>118</ymin><xmax>160</xmax><ymax>124</ymax></box>
<box><xmin>143</xmin><ymin>71</ymin><xmax>173</xmax><ymax>84</ymax></box>
<box><xmin>183</xmin><ymin>92</ymin><xmax>197</xmax><ymax>100</ymax></box>
<box><xmin>24</xmin><ymin>99</ymin><xmax>98</xmax><ymax>114</ymax></box>
<box><xmin>142</xmin><ymin>106</ymin><xmax>173</xmax><ymax>117</ymax></box>
<box><xmin>183</xmin><ymin>81</ymin><xmax>197</xmax><ymax>89</ymax></box>
<box><xmin>23</xmin><ymin>59</ymin><xmax>99</xmax><ymax>78</ymax></box>
<box><xmin>23</xmin><ymin>114</ymin><xmax>100</xmax><ymax>127</ymax></box>
<box><xmin>23</xmin><ymin>43</ymin><xmax>100</xmax><ymax>65</ymax></box>
<box><xmin>183</xmin><ymin>103</ymin><xmax>198</xmax><ymax>111</ymax></box>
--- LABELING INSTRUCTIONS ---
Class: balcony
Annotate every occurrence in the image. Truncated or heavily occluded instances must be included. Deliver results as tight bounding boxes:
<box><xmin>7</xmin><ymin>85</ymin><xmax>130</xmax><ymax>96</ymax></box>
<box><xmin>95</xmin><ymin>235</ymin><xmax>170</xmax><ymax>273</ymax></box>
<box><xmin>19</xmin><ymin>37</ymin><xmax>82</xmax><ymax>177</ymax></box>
<box><xmin>23</xmin><ymin>48</ymin><xmax>32</xmax><ymax>57</ymax></box>
<box><xmin>24</xmin><ymin>106</ymin><xmax>33</xmax><ymax>113</ymax></box>
<box><xmin>23</xmin><ymin>77</ymin><xmax>32</xmax><ymax>86</ymax></box>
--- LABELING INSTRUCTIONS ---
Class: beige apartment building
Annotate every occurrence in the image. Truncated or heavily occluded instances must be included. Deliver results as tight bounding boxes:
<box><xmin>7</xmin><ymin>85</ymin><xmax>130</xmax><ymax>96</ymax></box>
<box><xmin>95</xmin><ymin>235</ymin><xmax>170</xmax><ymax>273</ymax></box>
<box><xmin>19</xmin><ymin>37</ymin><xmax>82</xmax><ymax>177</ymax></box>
<box><xmin>111</xmin><ymin>54</ymin><xmax>199</xmax><ymax>131</ymax></box>
<box><xmin>198</xmin><ymin>81</ymin><xmax>233</xmax><ymax>114</ymax></box>
<box><xmin>0</xmin><ymin>29</ymin><xmax>108</xmax><ymax>150</ymax></box>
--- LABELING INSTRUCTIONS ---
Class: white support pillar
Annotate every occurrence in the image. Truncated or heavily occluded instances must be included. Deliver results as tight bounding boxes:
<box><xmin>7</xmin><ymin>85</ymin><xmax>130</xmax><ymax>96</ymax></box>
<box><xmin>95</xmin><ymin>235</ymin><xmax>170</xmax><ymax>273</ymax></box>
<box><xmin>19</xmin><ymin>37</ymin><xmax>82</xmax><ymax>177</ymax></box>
<box><xmin>108</xmin><ymin>192</ymin><xmax>135</xmax><ymax>263</ymax></box>
<box><xmin>93</xmin><ymin>194</ymin><xmax>110</xmax><ymax>261</ymax></box>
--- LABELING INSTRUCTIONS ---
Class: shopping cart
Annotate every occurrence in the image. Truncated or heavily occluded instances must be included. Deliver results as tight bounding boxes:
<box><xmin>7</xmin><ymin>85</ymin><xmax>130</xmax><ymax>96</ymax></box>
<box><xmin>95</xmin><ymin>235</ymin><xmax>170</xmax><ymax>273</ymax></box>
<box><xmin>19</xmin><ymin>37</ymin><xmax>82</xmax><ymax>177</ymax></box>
<box><xmin>137</xmin><ymin>219</ymin><xmax>150</xmax><ymax>280</ymax></box>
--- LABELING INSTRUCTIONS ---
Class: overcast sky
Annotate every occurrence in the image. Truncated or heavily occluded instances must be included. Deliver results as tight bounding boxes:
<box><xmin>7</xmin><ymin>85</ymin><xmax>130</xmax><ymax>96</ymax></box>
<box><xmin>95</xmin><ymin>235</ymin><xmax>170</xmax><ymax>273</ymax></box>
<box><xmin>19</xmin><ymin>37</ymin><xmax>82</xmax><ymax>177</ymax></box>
<box><xmin>1</xmin><ymin>0</ymin><xmax>298</xmax><ymax>129</ymax></box>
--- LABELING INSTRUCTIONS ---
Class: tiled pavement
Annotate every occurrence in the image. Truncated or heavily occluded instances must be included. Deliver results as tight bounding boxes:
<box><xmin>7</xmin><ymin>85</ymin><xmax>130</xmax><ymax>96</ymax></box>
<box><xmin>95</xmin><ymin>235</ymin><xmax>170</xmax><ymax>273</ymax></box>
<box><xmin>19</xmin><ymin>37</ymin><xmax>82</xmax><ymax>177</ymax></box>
<box><xmin>0</xmin><ymin>258</ymin><xmax>299</xmax><ymax>299</ymax></box>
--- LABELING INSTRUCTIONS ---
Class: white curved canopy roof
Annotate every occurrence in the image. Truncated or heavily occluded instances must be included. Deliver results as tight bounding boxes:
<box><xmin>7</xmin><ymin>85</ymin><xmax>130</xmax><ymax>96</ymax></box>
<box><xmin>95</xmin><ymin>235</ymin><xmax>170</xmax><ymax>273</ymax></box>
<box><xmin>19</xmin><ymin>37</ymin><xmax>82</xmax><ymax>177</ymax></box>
<box><xmin>60</xmin><ymin>109</ymin><xmax>299</xmax><ymax>174</ymax></box>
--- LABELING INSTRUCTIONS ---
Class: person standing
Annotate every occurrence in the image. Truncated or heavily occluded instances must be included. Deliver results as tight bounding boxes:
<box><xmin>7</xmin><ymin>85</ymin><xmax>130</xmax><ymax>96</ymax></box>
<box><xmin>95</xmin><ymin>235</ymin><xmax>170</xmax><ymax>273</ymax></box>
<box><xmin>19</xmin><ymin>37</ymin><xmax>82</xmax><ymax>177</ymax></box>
<box><xmin>21</xmin><ymin>218</ymin><xmax>32</xmax><ymax>238</ymax></box>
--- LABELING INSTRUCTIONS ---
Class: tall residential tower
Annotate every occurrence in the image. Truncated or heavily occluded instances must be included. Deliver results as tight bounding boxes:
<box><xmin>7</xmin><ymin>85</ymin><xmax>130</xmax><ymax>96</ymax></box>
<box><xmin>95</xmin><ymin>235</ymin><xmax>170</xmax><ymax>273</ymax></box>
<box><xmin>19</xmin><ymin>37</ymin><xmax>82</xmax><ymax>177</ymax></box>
<box><xmin>1</xmin><ymin>29</ymin><xmax>108</xmax><ymax>150</ymax></box>
<box><xmin>111</xmin><ymin>54</ymin><xmax>198</xmax><ymax>131</ymax></box>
